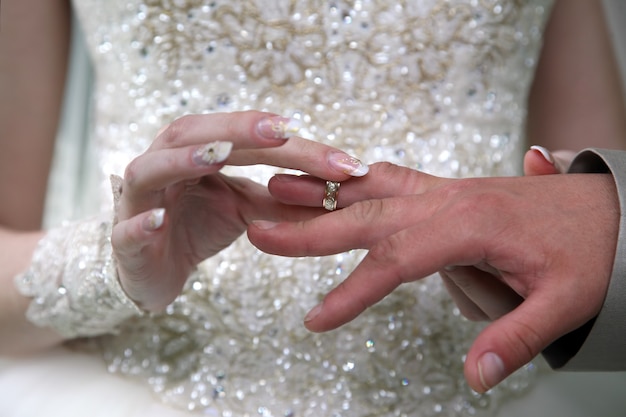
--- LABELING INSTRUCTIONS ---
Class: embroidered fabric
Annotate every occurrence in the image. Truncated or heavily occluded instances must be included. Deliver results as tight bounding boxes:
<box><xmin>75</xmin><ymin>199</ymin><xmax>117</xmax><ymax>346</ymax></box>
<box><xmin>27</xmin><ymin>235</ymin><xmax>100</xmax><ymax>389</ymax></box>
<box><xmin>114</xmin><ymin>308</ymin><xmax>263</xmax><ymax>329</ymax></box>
<box><xmin>15</xmin><ymin>176</ymin><xmax>143</xmax><ymax>339</ymax></box>
<box><xmin>57</xmin><ymin>0</ymin><xmax>554</xmax><ymax>415</ymax></box>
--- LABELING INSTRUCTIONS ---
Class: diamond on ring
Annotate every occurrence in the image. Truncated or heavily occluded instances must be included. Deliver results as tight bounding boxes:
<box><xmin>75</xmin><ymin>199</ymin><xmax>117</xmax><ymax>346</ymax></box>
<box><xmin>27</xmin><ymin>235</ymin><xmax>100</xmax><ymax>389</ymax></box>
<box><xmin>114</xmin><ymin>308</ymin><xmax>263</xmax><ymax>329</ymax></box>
<box><xmin>323</xmin><ymin>181</ymin><xmax>340</xmax><ymax>211</ymax></box>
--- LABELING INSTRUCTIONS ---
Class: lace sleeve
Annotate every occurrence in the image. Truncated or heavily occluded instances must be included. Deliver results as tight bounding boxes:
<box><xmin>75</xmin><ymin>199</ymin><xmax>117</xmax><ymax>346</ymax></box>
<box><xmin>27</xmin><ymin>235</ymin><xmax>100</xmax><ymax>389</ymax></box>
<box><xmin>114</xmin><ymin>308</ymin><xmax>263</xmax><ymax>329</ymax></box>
<box><xmin>14</xmin><ymin>175</ymin><xmax>144</xmax><ymax>339</ymax></box>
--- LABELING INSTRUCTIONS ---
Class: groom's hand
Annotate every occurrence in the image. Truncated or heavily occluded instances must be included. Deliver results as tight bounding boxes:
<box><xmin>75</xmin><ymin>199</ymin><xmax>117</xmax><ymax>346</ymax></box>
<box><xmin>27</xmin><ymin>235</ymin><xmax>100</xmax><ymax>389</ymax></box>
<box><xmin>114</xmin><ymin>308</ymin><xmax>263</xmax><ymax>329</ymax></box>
<box><xmin>248</xmin><ymin>163</ymin><xmax>619</xmax><ymax>392</ymax></box>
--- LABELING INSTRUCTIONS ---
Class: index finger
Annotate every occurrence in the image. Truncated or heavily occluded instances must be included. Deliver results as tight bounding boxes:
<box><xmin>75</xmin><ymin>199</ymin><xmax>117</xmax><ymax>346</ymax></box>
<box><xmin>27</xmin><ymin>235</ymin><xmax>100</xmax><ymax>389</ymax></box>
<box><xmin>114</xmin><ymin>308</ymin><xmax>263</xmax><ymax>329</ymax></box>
<box><xmin>151</xmin><ymin>111</ymin><xmax>300</xmax><ymax>151</ymax></box>
<box><xmin>302</xmin><ymin>210</ymin><xmax>488</xmax><ymax>332</ymax></box>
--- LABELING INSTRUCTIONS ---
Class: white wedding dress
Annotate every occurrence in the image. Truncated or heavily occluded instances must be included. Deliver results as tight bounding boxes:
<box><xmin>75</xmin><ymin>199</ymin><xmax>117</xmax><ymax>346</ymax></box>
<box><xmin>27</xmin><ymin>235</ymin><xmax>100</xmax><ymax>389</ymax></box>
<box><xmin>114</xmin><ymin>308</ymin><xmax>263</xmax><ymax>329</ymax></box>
<box><xmin>3</xmin><ymin>1</ymin><xmax>626</xmax><ymax>416</ymax></box>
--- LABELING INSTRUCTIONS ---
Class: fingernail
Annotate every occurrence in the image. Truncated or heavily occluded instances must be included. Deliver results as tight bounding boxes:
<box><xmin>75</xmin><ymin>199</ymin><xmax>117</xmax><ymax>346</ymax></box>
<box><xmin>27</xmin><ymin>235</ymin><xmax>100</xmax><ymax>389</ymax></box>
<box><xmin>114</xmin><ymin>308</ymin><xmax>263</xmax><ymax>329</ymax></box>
<box><xmin>304</xmin><ymin>302</ymin><xmax>323</xmax><ymax>322</ymax></box>
<box><xmin>444</xmin><ymin>265</ymin><xmax>457</xmax><ymax>272</ymax></box>
<box><xmin>256</xmin><ymin>116</ymin><xmax>302</xmax><ymax>140</ymax></box>
<box><xmin>193</xmin><ymin>141</ymin><xmax>233</xmax><ymax>166</ymax></box>
<box><xmin>143</xmin><ymin>208</ymin><xmax>165</xmax><ymax>231</ymax></box>
<box><xmin>530</xmin><ymin>145</ymin><xmax>555</xmax><ymax>165</ymax></box>
<box><xmin>477</xmin><ymin>352</ymin><xmax>505</xmax><ymax>391</ymax></box>
<box><xmin>252</xmin><ymin>220</ymin><xmax>278</xmax><ymax>230</ymax></box>
<box><xmin>328</xmin><ymin>152</ymin><xmax>369</xmax><ymax>177</ymax></box>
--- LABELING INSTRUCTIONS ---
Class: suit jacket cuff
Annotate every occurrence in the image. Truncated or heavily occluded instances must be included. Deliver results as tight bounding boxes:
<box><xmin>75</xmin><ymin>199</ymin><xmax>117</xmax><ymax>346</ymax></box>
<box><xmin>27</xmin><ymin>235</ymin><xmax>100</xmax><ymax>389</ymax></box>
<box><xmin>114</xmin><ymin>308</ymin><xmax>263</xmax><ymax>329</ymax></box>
<box><xmin>543</xmin><ymin>148</ymin><xmax>626</xmax><ymax>370</ymax></box>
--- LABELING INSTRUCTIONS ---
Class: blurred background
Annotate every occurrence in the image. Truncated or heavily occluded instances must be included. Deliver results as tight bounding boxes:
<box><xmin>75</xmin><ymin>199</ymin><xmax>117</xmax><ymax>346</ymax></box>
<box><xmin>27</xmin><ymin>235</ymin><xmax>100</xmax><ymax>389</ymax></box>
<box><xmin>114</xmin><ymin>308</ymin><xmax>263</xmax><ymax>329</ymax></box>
<box><xmin>605</xmin><ymin>0</ymin><xmax>626</xmax><ymax>90</ymax></box>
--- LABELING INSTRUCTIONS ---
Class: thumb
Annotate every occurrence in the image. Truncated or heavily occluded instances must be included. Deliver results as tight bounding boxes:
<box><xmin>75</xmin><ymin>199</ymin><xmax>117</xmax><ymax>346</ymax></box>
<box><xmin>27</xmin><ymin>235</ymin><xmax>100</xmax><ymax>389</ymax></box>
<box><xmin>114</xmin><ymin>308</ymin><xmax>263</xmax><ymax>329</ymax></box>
<box><xmin>463</xmin><ymin>294</ymin><xmax>564</xmax><ymax>393</ymax></box>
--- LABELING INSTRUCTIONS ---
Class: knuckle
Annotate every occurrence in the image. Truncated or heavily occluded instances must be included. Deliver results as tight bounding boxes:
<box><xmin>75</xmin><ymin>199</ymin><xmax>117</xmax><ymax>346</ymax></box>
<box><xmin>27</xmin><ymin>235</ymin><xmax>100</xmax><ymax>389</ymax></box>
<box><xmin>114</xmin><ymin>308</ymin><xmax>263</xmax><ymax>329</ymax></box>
<box><xmin>437</xmin><ymin>178</ymin><xmax>477</xmax><ymax>205</ymax></box>
<box><xmin>368</xmin><ymin>234</ymin><xmax>402</xmax><ymax>268</ymax></box>
<box><xmin>350</xmin><ymin>199</ymin><xmax>385</xmax><ymax>223</ymax></box>
<box><xmin>374</xmin><ymin>162</ymin><xmax>413</xmax><ymax>190</ymax></box>
<box><xmin>370</xmin><ymin>161</ymin><xmax>401</xmax><ymax>177</ymax></box>
<box><xmin>222</xmin><ymin>112</ymin><xmax>244</xmax><ymax>139</ymax></box>
<box><xmin>505</xmin><ymin>318</ymin><xmax>545</xmax><ymax>365</ymax></box>
<box><xmin>372</xmin><ymin>162</ymin><xmax>422</xmax><ymax>192</ymax></box>
<box><xmin>123</xmin><ymin>158</ymin><xmax>141</xmax><ymax>190</ymax></box>
<box><xmin>156</xmin><ymin>115</ymin><xmax>194</xmax><ymax>147</ymax></box>
<box><xmin>370</xmin><ymin>161</ymin><xmax>444</xmax><ymax>195</ymax></box>
<box><xmin>438</xmin><ymin>182</ymin><xmax>506</xmax><ymax>227</ymax></box>
<box><xmin>293</xmin><ymin>221</ymin><xmax>316</xmax><ymax>254</ymax></box>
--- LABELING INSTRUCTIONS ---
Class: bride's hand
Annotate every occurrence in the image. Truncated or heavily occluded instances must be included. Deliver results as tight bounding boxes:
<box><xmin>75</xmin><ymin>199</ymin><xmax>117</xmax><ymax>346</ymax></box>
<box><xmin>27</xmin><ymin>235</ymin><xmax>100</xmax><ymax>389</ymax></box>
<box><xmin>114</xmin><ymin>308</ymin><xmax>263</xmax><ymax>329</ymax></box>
<box><xmin>111</xmin><ymin>110</ymin><xmax>368</xmax><ymax>312</ymax></box>
<box><xmin>248</xmin><ymin>162</ymin><xmax>618</xmax><ymax>393</ymax></box>
<box><xmin>523</xmin><ymin>145</ymin><xmax>577</xmax><ymax>175</ymax></box>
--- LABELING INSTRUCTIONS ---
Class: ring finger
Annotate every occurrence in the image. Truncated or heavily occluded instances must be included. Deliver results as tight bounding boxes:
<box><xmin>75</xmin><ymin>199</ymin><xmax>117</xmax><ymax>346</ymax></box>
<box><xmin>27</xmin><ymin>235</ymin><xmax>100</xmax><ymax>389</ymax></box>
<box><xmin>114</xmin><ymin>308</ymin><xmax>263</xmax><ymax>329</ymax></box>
<box><xmin>266</xmin><ymin>163</ymin><xmax>446</xmax><ymax>209</ymax></box>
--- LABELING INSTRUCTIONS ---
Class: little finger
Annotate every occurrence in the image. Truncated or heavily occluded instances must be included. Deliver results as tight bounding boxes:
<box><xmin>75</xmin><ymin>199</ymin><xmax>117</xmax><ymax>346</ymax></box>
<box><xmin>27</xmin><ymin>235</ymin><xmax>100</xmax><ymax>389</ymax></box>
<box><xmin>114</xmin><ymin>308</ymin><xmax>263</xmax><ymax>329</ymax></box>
<box><xmin>440</xmin><ymin>272</ymin><xmax>490</xmax><ymax>322</ymax></box>
<box><xmin>111</xmin><ymin>208</ymin><xmax>167</xmax><ymax>275</ymax></box>
<box><xmin>441</xmin><ymin>266</ymin><xmax>522</xmax><ymax>320</ymax></box>
<box><xmin>112</xmin><ymin>208</ymin><xmax>184</xmax><ymax>311</ymax></box>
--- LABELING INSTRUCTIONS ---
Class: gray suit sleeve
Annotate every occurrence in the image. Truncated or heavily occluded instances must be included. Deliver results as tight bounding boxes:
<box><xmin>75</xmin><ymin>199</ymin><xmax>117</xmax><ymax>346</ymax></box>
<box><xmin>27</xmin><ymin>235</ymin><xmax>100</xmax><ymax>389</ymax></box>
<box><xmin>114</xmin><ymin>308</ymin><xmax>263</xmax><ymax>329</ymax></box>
<box><xmin>542</xmin><ymin>148</ymin><xmax>626</xmax><ymax>370</ymax></box>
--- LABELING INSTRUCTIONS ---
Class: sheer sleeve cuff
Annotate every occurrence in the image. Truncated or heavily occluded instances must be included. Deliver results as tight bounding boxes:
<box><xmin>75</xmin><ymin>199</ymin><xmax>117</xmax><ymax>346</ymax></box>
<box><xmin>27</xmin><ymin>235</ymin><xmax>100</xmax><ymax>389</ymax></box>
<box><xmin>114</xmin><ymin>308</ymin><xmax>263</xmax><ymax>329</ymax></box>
<box><xmin>14</xmin><ymin>176</ymin><xmax>144</xmax><ymax>339</ymax></box>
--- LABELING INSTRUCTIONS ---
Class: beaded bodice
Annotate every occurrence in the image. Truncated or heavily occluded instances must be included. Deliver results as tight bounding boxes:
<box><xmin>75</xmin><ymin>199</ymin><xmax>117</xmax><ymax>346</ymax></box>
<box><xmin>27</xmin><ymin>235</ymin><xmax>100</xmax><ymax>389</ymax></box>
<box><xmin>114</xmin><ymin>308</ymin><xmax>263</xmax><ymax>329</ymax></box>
<box><xmin>70</xmin><ymin>0</ymin><xmax>553</xmax><ymax>415</ymax></box>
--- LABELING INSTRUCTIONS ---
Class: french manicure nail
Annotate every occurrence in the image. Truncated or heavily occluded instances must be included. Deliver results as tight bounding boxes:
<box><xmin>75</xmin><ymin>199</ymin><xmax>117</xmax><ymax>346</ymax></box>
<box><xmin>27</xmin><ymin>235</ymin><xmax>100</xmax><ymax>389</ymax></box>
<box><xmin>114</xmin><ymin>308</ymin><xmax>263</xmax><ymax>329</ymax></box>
<box><xmin>530</xmin><ymin>145</ymin><xmax>555</xmax><ymax>165</ymax></box>
<box><xmin>256</xmin><ymin>116</ymin><xmax>302</xmax><ymax>140</ymax></box>
<box><xmin>251</xmin><ymin>220</ymin><xmax>279</xmax><ymax>230</ymax></box>
<box><xmin>304</xmin><ymin>303</ymin><xmax>323</xmax><ymax>322</ymax></box>
<box><xmin>477</xmin><ymin>352</ymin><xmax>506</xmax><ymax>391</ymax></box>
<box><xmin>328</xmin><ymin>152</ymin><xmax>369</xmax><ymax>177</ymax></box>
<box><xmin>193</xmin><ymin>141</ymin><xmax>233</xmax><ymax>166</ymax></box>
<box><xmin>143</xmin><ymin>208</ymin><xmax>165</xmax><ymax>231</ymax></box>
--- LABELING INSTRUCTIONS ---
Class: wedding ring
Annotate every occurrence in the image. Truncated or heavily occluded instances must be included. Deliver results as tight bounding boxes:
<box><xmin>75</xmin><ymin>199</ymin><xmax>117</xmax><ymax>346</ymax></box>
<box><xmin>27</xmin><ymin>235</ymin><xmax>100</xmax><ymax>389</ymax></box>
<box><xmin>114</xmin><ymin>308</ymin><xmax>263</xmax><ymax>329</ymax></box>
<box><xmin>323</xmin><ymin>181</ymin><xmax>340</xmax><ymax>211</ymax></box>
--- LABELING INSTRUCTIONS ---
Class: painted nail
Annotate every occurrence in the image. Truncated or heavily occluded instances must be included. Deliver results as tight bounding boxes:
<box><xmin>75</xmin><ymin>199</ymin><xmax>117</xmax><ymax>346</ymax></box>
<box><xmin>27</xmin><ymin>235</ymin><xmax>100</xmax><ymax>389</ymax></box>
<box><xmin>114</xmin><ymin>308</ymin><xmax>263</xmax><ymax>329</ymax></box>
<box><xmin>143</xmin><ymin>208</ymin><xmax>165</xmax><ymax>231</ymax></box>
<box><xmin>304</xmin><ymin>302</ymin><xmax>323</xmax><ymax>322</ymax></box>
<box><xmin>256</xmin><ymin>116</ymin><xmax>302</xmax><ymax>140</ymax></box>
<box><xmin>477</xmin><ymin>352</ymin><xmax>506</xmax><ymax>391</ymax></box>
<box><xmin>251</xmin><ymin>220</ymin><xmax>278</xmax><ymax>230</ymax></box>
<box><xmin>328</xmin><ymin>152</ymin><xmax>369</xmax><ymax>177</ymax></box>
<box><xmin>530</xmin><ymin>145</ymin><xmax>555</xmax><ymax>165</ymax></box>
<box><xmin>192</xmin><ymin>141</ymin><xmax>233</xmax><ymax>166</ymax></box>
